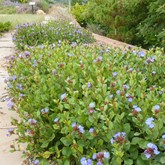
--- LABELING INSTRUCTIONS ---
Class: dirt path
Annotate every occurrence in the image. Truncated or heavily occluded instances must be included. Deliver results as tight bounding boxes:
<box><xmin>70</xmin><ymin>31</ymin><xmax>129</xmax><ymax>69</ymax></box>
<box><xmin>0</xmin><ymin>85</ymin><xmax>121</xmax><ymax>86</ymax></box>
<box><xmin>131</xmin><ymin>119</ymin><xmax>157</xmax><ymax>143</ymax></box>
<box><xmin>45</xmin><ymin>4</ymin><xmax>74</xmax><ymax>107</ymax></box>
<box><xmin>0</xmin><ymin>32</ymin><xmax>24</xmax><ymax>165</ymax></box>
<box><xmin>93</xmin><ymin>33</ymin><xmax>140</xmax><ymax>50</ymax></box>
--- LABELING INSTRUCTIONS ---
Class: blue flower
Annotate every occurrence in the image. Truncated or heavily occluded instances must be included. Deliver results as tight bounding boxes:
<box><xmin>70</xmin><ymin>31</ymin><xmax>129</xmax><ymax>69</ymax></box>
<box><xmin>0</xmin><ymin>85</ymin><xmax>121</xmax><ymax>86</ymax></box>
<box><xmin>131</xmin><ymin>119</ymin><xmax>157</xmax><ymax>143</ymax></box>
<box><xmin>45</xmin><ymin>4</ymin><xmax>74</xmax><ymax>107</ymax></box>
<box><xmin>78</xmin><ymin>125</ymin><xmax>85</xmax><ymax>134</ymax></box>
<box><xmin>11</xmin><ymin>75</ymin><xmax>17</xmax><ymax>81</ymax></box>
<box><xmin>127</xmin><ymin>68</ymin><xmax>133</xmax><ymax>72</ymax></box>
<box><xmin>88</xmin><ymin>82</ymin><xmax>92</xmax><ymax>88</ymax></box>
<box><xmin>97</xmin><ymin>161</ymin><xmax>103</xmax><ymax>165</ymax></box>
<box><xmin>162</xmin><ymin>134</ymin><xmax>165</xmax><ymax>139</ymax></box>
<box><xmin>153</xmin><ymin>105</ymin><xmax>160</xmax><ymax>111</ymax></box>
<box><xmin>89</xmin><ymin>128</ymin><xmax>94</xmax><ymax>133</ymax></box>
<box><xmin>80</xmin><ymin>157</ymin><xmax>92</xmax><ymax>165</ymax></box>
<box><xmin>6</xmin><ymin>128</ymin><xmax>14</xmax><ymax>136</ymax></box>
<box><xmin>104</xmin><ymin>151</ymin><xmax>110</xmax><ymax>158</ymax></box>
<box><xmin>144</xmin><ymin>143</ymin><xmax>160</xmax><ymax>159</ymax></box>
<box><xmin>112</xmin><ymin>72</ymin><xmax>118</xmax><ymax>77</ymax></box>
<box><xmin>7</xmin><ymin>83</ymin><xmax>12</xmax><ymax>88</ymax></box>
<box><xmin>71</xmin><ymin>122</ymin><xmax>76</xmax><ymax>128</ymax></box>
<box><xmin>61</xmin><ymin>93</ymin><xmax>66</xmax><ymax>100</ymax></box>
<box><xmin>54</xmin><ymin>118</ymin><xmax>59</xmax><ymax>123</ymax></box>
<box><xmin>41</xmin><ymin>108</ymin><xmax>49</xmax><ymax>114</ymax></box>
<box><xmin>152</xmin><ymin>71</ymin><xmax>156</xmax><ymax>75</ymax></box>
<box><xmin>110</xmin><ymin>132</ymin><xmax>126</xmax><ymax>144</ymax></box>
<box><xmin>28</xmin><ymin>118</ymin><xmax>37</xmax><ymax>125</ymax></box>
<box><xmin>138</xmin><ymin>51</ymin><xmax>145</xmax><ymax>57</ymax></box>
<box><xmin>128</xmin><ymin>97</ymin><xmax>133</xmax><ymax>102</ymax></box>
<box><xmin>116</xmin><ymin>90</ymin><xmax>120</xmax><ymax>95</ymax></box>
<box><xmin>72</xmin><ymin>123</ymin><xmax>85</xmax><ymax>134</ymax></box>
<box><xmin>123</xmin><ymin>84</ymin><xmax>129</xmax><ymax>90</ymax></box>
<box><xmin>133</xmin><ymin>105</ymin><xmax>142</xmax><ymax>112</ymax></box>
<box><xmin>109</xmin><ymin>94</ymin><xmax>113</xmax><ymax>98</ymax></box>
<box><xmin>145</xmin><ymin>117</ymin><xmax>154</xmax><ymax>128</ymax></box>
<box><xmin>92</xmin><ymin>151</ymin><xmax>110</xmax><ymax>162</ymax></box>
<box><xmin>52</xmin><ymin>69</ymin><xmax>57</xmax><ymax>76</ymax></box>
<box><xmin>34</xmin><ymin>159</ymin><xmax>40</xmax><ymax>165</ymax></box>
<box><xmin>92</xmin><ymin>153</ymin><xmax>97</xmax><ymax>159</ymax></box>
<box><xmin>7</xmin><ymin>98</ymin><xmax>14</xmax><ymax>109</ymax></box>
<box><xmin>89</xmin><ymin>102</ymin><xmax>95</xmax><ymax>108</ymax></box>
<box><xmin>19</xmin><ymin>93</ymin><xmax>25</xmax><ymax>97</ymax></box>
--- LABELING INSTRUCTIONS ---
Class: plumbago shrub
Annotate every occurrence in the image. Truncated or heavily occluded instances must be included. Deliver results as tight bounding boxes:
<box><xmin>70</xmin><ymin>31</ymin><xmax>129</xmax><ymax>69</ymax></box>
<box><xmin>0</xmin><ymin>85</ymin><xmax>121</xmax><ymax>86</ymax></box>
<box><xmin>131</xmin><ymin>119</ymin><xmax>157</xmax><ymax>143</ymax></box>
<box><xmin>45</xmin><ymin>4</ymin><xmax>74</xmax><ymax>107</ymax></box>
<box><xmin>12</xmin><ymin>21</ymin><xmax>95</xmax><ymax>50</ymax></box>
<box><xmin>6</xmin><ymin>43</ymin><xmax>165</xmax><ymax>165</ymax></box>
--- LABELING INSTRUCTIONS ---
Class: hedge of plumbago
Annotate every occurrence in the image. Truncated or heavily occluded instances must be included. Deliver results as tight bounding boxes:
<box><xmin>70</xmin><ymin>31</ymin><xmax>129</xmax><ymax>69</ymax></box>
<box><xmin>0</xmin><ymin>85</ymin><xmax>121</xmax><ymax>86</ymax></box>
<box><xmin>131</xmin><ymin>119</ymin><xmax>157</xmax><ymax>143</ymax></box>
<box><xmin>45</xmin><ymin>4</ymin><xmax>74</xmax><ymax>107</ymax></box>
<box><xmin>12</xmin><ymin>21</ymin><xmax>95</xmax><ymax>50</ymax></box>
<box><xmin>6</xmin><ymin>42</ymin><xmax>165</xmax><ymax>165</ymax></box>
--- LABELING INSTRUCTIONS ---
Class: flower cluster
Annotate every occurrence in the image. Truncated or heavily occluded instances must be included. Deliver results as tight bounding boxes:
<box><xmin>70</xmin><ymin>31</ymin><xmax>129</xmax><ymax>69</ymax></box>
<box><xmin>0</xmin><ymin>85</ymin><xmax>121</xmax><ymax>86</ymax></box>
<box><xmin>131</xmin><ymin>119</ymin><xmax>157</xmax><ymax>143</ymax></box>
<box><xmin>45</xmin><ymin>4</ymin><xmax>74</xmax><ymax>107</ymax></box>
<box><xmin>41</xmin><ymin>108</ymin><xmax>49</xmax><ymax>114</ymax></box>
<box><xmin>110</xmin><ymin>132</ymin><xmax>126</xmax><ymax>144</ymax></box>
<box><xmin>28</xmin><ymin>118</ymin><xmax>37</xmax><ymax>125</ymax></box>
<box><xmin>72</xmin><ymin>123</ymin><xmax>85</xmax><ymax>134</ymax></box>
<box><xmin>80</xmin><ymin>157</ymin><xmax>92</xmax><ymax>165</ymax></box>
<box><xmin>6</xmin><ymin>128</ymin><xmax>14</xmax><ymax>136</ymax></box>
<box><xmin>144</xmin><ymin>143</ymin><xmax>160</xmax><ymax>159</ymax></box>
<box><xmin>153</xmin><ymin>105</ymin><xmax>160</xmax><ymax>114</ymax></box>
<box><xmin>92</xmin><ymin>151</ymin><xmax>110</xmax><ymax>164</ymax></box>
<box><xmin>145</xmin><ymin>117</ymin><xmax>154</xmax><ymax>128</ymax></box>
<box><xmin>89</xmin><ymin>102</ymin><xmax>95</xmax><ymax>113</ymax></box>
<box><xmin>132</xmin><ymin>105</ymin><xmax>142</xmax><ymax>115</ymax></box>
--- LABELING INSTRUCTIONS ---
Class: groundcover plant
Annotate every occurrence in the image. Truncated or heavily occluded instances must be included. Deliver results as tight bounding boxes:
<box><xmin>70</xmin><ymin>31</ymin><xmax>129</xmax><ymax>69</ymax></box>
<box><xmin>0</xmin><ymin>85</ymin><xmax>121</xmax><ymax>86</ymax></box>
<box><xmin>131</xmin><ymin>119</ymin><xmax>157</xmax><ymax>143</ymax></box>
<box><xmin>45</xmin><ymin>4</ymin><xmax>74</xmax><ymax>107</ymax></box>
<box><xmin>12</xmin><ymin>21</ymin><xmax>95</xmax><ymax>50</ymax></box>
<box><xmin>6</xmin><ymin>42</ymin><xmax>165</xmax><ymax>165</ymax></box>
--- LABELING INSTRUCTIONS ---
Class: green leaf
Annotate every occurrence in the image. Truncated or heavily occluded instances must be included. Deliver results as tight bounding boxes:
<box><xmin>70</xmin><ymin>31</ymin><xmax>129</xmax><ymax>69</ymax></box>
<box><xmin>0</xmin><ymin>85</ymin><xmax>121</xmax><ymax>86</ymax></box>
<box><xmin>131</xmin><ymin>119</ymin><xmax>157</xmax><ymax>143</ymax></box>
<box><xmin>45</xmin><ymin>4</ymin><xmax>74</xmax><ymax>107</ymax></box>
<box><xmin>62</xmin><ymin>147</ymin><xmax>72</xmax><ymax>157</ymax></box>
<box><xmin>41</xmin><ymin>151</ymin><xmax>53</xmax><ymax>159</ymax></box>
<box><xmin>136</xmin><ymin>157</ymin><xmax>146</xmax><ymax>165</ymax></box>
<box><xmin>64</xmin><ymin>159</ymin><xmax>70</xmax><ymax>165</ymax></box>
<box><xmin>41</xmin><ymin>142</ymin><xmax>49</xmax><ymax>148</ymax></box>
<box><xmin>124</xmin><ymin>159</ymin><xmax>133</xmax><ymax>165</ymax></box>
<box><xmin>123</xmin><ymin>123</ymin><xmax>131</xmax><ymax>134</ymax></box>
<box><xmin>131</xmin><ymin>137</ymin><xmax>143</xmax><ymax>145</ymax></box>
<box><xmin>160</xmin><ymin>157</ymin><xmax>165</xmax><ymax>164</ymax></box>
<box><xmin>60</xmin><ymin>137</ymin><xmax>72</xmax><ymax>146</ymax></box>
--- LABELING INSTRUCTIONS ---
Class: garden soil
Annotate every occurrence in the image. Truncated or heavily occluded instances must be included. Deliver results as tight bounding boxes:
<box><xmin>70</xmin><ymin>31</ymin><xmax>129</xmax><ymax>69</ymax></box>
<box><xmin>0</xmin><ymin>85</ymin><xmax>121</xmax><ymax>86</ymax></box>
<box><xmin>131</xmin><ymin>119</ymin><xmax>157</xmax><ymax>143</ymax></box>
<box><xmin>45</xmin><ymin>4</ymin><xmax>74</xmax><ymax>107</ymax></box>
<box><xmin>0</xmin><ymin>32</ymin><xmax>25</xmax><ymax>165</ymax></box>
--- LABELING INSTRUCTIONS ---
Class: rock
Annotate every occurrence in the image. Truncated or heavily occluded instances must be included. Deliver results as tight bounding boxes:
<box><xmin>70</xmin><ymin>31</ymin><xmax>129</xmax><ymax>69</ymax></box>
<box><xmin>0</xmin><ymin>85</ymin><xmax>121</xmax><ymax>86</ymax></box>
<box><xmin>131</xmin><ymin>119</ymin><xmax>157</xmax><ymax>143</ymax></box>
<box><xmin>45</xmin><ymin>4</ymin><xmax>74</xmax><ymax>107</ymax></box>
<box><xmin>36</xmin><ymin>10</ymin><xmax>46</xmax><ymax>15</ymax></box>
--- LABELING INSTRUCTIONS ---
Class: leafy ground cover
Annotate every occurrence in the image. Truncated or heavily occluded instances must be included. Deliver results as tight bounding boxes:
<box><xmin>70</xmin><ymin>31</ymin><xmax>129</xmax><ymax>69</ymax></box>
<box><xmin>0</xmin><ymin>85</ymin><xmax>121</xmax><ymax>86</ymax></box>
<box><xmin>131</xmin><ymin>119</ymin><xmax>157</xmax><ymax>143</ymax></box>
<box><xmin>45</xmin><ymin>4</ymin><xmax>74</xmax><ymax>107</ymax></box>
<box><xmin>6</xmin><ymin>38</ymin><xmax>165</xmax><ymax>164</ymax></box>
<box><xmin>13</xmin><ymin>21</ymin><xmax>95</xmax><ymax>50</ymax></box>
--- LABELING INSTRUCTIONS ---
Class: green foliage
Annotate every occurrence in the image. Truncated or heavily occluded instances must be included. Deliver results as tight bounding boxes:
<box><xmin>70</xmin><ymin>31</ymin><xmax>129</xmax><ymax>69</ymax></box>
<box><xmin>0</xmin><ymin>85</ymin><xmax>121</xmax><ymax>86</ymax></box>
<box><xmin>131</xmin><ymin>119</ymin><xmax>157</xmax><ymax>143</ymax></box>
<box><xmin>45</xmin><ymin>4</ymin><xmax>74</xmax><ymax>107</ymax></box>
<box><xmin>71</xmin><ymin>3</ymin><xmax>88</xmax><ymax>26</ymax></box>
<box><xmin>37</xmin><ymin>0</ymin><xmax>50</xmax><ymax>13</ymax></box>
<box><xmin>18</xmin><ymin>0</ymin><xmax>27</xmax><ymax>3</ymax></box>
<box><xmin>0</xmin><ymin>14</ymin><xmax>44</xmax><ymax>29</ymax></box>
<box><xmin>7</xmin><ymin>41</ymin><xmax>165</xmax><ymax>164</ymax></box>
<box><xmin>71</xmin><ymin>0</ymin><xmax>87</xmax><ymax>5</ymax></box>
<box><xmin>13</xmin><ymin>21</ymin><xmax>95</xmax><ymax>50</ymax></box>
<box><xmin>72</xmin><ymin>0</ymin><xmax>165</xmax><ymax>49</ymax></box>
<box><xmin>0</xmin><ymin>21</ymin><xmax>12</xmax><ymax>35</ymax></box>
<box><xmin>0</xmin><ymin>6</ymin><xmax>16</xmax><ymax>14</ymax></box>
<box><xmin>137</xmin><ymin>0</ymin><xmax>165</xmax><ymax>49</ymax></box>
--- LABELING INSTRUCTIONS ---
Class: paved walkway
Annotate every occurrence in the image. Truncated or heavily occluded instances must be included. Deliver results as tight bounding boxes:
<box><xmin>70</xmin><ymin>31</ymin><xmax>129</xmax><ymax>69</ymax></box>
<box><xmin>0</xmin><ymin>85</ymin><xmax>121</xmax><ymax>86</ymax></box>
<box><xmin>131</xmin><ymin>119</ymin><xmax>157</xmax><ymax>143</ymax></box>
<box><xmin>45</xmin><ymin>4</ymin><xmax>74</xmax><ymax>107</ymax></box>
<box><xmin>0</xmin><ymin>32</ymin><xmax>24</xmax><ymax>165</ymax></box>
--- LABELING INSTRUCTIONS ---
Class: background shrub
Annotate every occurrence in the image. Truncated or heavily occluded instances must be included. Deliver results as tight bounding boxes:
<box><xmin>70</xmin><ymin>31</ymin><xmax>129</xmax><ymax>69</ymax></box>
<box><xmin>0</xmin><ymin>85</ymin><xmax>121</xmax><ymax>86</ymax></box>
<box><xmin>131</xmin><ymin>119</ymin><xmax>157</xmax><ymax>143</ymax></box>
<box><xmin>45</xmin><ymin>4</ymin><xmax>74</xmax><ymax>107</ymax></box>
<box><xmin>71</xmin><ymin>0</ymin><xmax>165</xmax><ymax>49</ymax></box>
<box><xmin>13</xmin><ymin>21</ymin><xmax>95</xmax><ymax>50</ymax></box>
<box><xmin>36</xmin><ymin>0</ymin><xmax>50</xmax><ymax>13</ymax></box>
<box><xmin>7</xmin><ymin>42</ymin><xmax>165</xmax><ymax>164</ymax></box>
<box><xmin>0</xmin><ymin>21</ymin><xmax>12</xmax><ymax>36</ymax></box>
